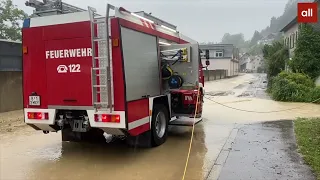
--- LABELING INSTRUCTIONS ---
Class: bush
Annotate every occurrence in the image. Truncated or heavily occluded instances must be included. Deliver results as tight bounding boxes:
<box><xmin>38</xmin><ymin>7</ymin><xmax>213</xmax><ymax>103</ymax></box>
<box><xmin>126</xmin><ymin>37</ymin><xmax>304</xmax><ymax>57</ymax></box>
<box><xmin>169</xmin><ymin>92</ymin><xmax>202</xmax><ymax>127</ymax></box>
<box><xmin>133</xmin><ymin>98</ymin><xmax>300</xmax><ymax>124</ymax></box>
<box><xmin>267</xmin><ymin>76</ymin><xmax>275</xmax><ymax>92</ymax></box>
<box><xmin>278</xmin><ymin>71</ymin><xmax>315</xmax><ymax>88</ymax></box>
<box><xmin>263</xmin><ymin>41</ymin><xmax>288</xmax><ymax>79</ymax></box>
<box><xmin>270</xmin><ymin>72</ymin><xmax>319</xmax><ymax>103</ymax></box>
<box><xmin>291</xmin><ymin>24</ymin><xmax>320</xmax><ymax>80</ymax></box>
<box><xmin>308</xmin><ymin>86</ymin><xmax>320</xmax><ymax>104</ymax></box>
<box><xmin>271</xmin><ymin>76</ymin><xmax>310</xmax><ymax>102</ymax></box>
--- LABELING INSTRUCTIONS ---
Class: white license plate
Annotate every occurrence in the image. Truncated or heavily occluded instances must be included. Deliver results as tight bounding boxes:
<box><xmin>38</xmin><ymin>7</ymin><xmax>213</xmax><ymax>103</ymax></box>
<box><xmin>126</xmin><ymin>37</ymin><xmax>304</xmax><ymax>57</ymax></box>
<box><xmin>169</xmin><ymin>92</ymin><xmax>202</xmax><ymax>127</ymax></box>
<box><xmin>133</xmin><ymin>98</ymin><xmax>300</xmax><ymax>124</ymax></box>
<box><xmin>29</xmin><ymin>96</ymin><xmax>40</xmax><ymax>106</ymax></box>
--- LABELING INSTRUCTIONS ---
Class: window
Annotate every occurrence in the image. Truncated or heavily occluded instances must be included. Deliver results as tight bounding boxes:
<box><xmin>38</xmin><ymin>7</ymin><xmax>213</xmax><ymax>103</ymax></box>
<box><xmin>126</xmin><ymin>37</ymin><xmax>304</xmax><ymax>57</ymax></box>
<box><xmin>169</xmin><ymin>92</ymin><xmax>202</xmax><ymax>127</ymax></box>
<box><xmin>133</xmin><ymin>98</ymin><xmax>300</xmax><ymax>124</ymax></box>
<box><xmin>215</xmin><ymin>50</ymin><xmax>223</xmax><ymax>57</ymax></box>
<box><xmin>296</xmin><ymin>31</ymin><xmax>298</xmax><ymax>41</ymax></box>
<box><xmin>289</xmin><ymin>35</ymin><xmax>292</xmax><ymax>49</ymax></box>
<box><xmin>292</xmin><ymin>33</ymin><xmax>295</xmax><ymax>48</ymax></box>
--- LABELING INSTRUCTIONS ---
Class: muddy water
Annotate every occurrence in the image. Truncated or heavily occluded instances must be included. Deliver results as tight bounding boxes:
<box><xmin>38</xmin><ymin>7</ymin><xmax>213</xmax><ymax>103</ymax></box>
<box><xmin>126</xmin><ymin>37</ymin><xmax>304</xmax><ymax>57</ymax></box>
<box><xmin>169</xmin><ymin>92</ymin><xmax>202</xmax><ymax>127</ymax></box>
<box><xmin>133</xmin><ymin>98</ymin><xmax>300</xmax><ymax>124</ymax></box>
<box><xmin>203</xmin><ymin>96</ymin><xmax>320</xmax><ymax>125</ymax></box>
<box><xmin>0</xmin><ymin>125</ymin><xmax>209</xmax><ymax>180</ymax></box>
<box><xmin>1</xmin><ymin>74</ymin><xmax>320</xmax><ymax>180</ymax></box>
<box><xmin>204</xmin><ymin>73</ymin><xmax>320</xmax><ymax>124</ymax></box>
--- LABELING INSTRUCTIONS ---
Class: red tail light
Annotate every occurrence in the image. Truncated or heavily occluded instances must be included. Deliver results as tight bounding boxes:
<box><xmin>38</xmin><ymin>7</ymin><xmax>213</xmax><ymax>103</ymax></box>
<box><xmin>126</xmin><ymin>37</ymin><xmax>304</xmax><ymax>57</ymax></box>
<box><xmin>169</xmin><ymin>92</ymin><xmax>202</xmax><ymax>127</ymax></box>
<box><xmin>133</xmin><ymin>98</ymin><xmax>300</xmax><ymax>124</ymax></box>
<box><xmin>27</xmin><ymin>112</ymin><xmax>49</xmax><ymax>120</ymax></box>
<box><xmin>94</xmin><ymin>114</ymin><xmax>120</xmax><ymax>123</ymax></box>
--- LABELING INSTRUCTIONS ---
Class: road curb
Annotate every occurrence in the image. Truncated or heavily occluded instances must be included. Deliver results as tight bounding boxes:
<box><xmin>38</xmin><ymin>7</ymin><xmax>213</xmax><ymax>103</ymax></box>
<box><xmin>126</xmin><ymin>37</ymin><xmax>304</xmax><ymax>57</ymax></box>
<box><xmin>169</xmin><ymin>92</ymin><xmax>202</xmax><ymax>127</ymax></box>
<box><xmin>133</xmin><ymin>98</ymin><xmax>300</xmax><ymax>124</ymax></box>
<box><xmin>205</xmin><ymin>127</ymin><xmax>239</xmax><ymax>180</ymax></box>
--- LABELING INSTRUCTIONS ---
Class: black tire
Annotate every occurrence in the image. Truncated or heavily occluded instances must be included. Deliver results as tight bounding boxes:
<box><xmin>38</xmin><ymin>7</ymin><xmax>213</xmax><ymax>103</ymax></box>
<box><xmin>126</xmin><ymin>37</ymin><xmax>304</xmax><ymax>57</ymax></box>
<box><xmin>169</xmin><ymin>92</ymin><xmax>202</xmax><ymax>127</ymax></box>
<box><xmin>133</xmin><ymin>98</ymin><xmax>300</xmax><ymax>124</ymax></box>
<box><xmin>151</xmin><ymin>104</ymin><xmax>169</xmax><ymax>147</ymax></box>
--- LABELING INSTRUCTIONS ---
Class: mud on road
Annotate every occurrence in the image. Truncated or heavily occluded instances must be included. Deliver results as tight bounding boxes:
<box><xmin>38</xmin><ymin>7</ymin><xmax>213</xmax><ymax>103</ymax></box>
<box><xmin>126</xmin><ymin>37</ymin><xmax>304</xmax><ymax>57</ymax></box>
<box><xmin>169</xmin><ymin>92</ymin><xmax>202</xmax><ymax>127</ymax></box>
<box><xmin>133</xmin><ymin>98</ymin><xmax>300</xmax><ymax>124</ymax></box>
<box><xmin>0</xmin><ymin>110</ymin><xmax>25</xmax><ymax>134</ymax></box>
<box><xmin>205</xmin><ymin>73</ymin><xmax>270</xmax><ymax>99</ymax></box>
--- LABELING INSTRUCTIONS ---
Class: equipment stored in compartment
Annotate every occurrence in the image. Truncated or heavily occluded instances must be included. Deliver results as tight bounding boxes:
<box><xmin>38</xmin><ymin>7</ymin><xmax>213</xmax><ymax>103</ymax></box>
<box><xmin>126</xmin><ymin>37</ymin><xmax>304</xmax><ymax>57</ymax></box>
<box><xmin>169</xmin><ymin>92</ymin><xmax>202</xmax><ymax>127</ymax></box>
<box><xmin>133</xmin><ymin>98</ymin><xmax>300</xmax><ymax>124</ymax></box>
<box><xmin>161</xmin><ymin>63</ymin><xmax>173</xmax><ymax>80</ymax></box>
<box><xmin>160</xmin><ymin>47</ymin><xmax>190</xmax><ymax>89</ymax></box>
<box><xmin>168</xmin><ymin>74</ymin><xmax>183</xmax><ymax>89</ymax></box>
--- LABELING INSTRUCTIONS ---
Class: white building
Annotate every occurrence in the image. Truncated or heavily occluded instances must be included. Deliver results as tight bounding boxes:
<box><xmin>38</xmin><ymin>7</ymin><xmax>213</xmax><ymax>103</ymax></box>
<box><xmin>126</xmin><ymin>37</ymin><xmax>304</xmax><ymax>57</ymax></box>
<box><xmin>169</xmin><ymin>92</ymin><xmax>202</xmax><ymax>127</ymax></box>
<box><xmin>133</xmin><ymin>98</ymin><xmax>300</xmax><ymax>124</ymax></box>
<box><xmin>246</xmin><ymin>55</ymin><xmax>264</xmax><ymax>73</ymax></box>
<box><xmin>200</xmin><ymin>44</ymin><xmax>240</xmax><ymax>77</ymax></box>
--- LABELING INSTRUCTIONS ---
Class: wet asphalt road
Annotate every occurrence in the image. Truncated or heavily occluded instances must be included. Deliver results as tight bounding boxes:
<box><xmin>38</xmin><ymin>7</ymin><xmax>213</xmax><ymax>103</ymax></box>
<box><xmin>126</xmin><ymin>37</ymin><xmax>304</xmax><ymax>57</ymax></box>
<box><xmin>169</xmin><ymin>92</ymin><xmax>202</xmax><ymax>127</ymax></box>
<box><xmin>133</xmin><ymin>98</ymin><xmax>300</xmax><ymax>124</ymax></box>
<box><xmin>217</xmin><ymin>120</ymin><xmax>316</xmax><ymax>180</ymax></box>
<box><xmin>1</xmin><ymin>73</ymin><xmax>319</xmax><ymax>180</ymax></box>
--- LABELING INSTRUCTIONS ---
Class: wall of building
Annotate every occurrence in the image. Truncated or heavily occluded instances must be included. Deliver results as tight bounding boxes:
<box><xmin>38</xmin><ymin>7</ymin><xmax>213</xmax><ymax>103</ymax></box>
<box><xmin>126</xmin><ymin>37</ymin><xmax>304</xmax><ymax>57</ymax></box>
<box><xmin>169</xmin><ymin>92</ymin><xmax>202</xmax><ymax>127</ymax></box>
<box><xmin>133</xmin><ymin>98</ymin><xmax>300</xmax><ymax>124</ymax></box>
<box><xmin>0</xmin><ymin>40</ymin><xmax>23</xmax><ymax>112</ymax></box>
<box><xmin>0</xmin><ymin>40</ymin><xmax>22</xmax><ymax>71</ymax></box>
<box><xmin>203</xmin><ymin>70</ymin><xmax>227</xmax><ymax>81</ymax></box>
<box><xmin>202</xmin><ymin>58</ymin><xmax>239</xmax><ymax>77</ymax></box>
<box><xmin>199</xmin><ymin>44</ymin><xmax>234</xmax><ymax>58</ymax></box>
<box><xmin>245</xmin><ymin>56</ymin><xmax>264</xmax><ymax>72</ymax></box>
<box><xmin>283</xmin><ymin>23</ymin><xmax>299</xmax><ymax>58</ymax></box>
<box><xmin>199</xmin><ymin>44</ymin><xmax>239</xmax><ymax>79</ymax></box>
<box><xmin>203</xmin><ymin>59</ymin><xmax>231</xmax><ymax>70</ymax></box>
<box><xmin>0</xmin><ymin>71</ymin><xmax>23</xmax><ymax>112</ymax></box>
<box><xmin>230</xmin><ymin>60</ymin><xmax>239</xmax><ymax>76</ymax></box>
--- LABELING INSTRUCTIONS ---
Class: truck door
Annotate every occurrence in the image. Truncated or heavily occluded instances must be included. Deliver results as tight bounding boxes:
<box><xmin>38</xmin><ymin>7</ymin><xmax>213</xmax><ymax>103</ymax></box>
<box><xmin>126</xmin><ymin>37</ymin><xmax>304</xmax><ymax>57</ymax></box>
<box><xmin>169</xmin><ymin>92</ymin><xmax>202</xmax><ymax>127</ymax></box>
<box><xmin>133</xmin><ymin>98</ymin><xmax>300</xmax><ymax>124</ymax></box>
<box><xmin>45</xmin><ymin>38</ymin><xmax>93</xmax><ymax>106</ymax></box>
<box><xmin>43</xmin><ymin>22</ymin><xmax>94</xmax><ymax>107</ymax></box>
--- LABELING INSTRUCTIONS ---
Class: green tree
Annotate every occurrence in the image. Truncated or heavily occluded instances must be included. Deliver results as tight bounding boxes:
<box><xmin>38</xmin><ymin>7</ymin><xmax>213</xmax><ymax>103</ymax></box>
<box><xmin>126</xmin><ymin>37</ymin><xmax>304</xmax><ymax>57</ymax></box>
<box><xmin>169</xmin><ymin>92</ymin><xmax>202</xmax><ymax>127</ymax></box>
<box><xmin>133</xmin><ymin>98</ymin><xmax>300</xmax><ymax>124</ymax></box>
<box><xmin>263</xmin><ymin>40</ymin><xmax>288</xmax><ymax>79</ymax></box>
<box><xmin>291</xmin><ymin>24</ymin><xmax>320</xmax><ymax>79</ymax></box>
<box><xmin>0</xmin><ymin>0</ymin><xmax>28</xmax><ymax>41</ymax></box>
<box><xmin>248</xmin><ymin>43</ymin><xmax>264</xmax><ymax>55</ymax></box>
<box><xmin>220</xmin><ymin>33</ymin><xmax>246</xmax><ymax>48</ymax></box>
<box><xmin>249</xmin><ymin>30</ymin><xmax>263</xmax><ymax>47</ymax></box>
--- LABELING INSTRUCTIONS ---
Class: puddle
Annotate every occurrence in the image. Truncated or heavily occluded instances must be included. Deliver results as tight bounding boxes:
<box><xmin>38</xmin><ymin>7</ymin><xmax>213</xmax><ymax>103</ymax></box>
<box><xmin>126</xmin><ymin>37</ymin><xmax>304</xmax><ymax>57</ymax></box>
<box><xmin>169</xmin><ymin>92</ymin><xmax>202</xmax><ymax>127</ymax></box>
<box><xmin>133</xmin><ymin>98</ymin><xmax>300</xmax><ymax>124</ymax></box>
<box><xmin>205</xmin><ymin>91</ymin><xmax>235</xmax><ymax>96</ymax></box>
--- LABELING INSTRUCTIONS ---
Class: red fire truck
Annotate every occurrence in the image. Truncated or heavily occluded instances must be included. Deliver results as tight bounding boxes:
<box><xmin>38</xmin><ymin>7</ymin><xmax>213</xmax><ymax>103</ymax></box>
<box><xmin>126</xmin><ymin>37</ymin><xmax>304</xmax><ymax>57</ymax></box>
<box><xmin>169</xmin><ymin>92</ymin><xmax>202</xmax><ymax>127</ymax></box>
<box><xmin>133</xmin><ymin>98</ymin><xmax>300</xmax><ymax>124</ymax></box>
<box><xmin>22</xmin><ymin>0</ymin><xmax>209</xmax><ymax>147</ymax></box>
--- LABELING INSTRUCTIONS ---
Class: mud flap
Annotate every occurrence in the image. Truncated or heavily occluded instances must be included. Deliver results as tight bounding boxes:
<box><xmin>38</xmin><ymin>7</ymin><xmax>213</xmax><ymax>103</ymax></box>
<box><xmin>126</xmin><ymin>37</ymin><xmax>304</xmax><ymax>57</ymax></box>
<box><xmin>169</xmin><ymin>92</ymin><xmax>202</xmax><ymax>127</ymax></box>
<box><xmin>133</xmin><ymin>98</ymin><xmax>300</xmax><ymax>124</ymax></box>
<box><xmin>126</xmin><ymin>130</ymin><xmax>152</xmax><ymax>148</ymax></box>
<box><xmin>169</xmin><ymin>117</ymin><xmax>203</xmax><ymax>126</ymax></box>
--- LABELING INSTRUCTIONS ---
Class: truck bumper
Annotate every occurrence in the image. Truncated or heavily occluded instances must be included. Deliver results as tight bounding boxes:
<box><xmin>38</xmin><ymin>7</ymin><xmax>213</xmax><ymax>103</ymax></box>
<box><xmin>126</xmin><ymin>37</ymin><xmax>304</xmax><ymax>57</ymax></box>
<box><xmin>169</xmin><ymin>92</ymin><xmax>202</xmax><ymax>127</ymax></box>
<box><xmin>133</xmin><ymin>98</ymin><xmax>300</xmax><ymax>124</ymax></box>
<box><xmin>24</xmin><ymin>108</ymin><xmax>57</xmax><ymax>131</ymax></box>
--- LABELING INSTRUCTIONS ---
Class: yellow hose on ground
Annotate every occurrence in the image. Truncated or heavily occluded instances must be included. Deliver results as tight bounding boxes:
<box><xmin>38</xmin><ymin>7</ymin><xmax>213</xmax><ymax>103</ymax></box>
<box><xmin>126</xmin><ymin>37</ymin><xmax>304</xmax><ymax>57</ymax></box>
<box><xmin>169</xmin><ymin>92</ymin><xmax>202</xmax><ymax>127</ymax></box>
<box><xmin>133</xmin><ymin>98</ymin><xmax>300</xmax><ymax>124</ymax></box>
<box><xmin>181</xmin><ymin>85</ymin><xmax>201</xmax><ymax>180</ymax></box>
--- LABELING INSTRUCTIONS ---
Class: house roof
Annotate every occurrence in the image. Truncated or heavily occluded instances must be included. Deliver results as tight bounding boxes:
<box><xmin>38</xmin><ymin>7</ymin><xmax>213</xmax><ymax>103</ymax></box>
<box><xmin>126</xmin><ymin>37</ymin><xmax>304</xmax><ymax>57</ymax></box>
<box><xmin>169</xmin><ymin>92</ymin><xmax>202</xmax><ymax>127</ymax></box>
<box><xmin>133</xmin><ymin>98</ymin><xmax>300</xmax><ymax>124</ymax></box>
<box><xmin>279</xmin><ymin>16</ymin><xmax>298</xmax><ymax>32</ymax></box>
<box><xmin>199</xmin><ymin>44</ymin><xmax>234</xmax><ymax>49</ymax></box>
<box><xmin>240</xmin><ymin>52</ymin><xmax>249</xmax><ymax>59</ymax></box>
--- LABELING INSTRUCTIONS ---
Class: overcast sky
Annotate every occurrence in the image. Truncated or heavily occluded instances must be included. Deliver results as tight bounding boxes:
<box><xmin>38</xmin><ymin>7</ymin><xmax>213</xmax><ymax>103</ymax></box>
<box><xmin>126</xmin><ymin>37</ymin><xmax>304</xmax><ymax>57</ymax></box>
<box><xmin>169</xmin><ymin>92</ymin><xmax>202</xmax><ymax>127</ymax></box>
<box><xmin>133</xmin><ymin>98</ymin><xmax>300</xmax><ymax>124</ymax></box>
<box><xmin>14</xmin><ymin>0</ymin><xmax>288</xmax><ymax>42</ymax></box>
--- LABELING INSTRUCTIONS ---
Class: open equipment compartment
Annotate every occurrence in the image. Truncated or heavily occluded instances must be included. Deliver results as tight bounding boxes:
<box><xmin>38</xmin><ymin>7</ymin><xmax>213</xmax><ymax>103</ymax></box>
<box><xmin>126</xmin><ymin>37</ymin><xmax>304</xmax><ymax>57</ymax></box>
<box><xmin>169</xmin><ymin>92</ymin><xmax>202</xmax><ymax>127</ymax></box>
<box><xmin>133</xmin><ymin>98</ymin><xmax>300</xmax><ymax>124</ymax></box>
<box><xmin>160</xmin><ymin>44</ymin><xmax>202</xmax><ymax>118</ymax></box>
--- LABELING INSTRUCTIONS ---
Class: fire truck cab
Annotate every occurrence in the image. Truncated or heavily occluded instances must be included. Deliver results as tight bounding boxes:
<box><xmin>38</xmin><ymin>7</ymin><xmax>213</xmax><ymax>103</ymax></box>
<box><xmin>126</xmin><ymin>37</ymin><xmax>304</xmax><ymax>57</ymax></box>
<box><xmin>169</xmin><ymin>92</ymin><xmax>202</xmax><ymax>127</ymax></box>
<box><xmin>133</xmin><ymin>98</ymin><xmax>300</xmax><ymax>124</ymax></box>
<box><xmin>22</xmin><ymin>0</ymin><xmax>207</xmax><ymax>147</ymax></box>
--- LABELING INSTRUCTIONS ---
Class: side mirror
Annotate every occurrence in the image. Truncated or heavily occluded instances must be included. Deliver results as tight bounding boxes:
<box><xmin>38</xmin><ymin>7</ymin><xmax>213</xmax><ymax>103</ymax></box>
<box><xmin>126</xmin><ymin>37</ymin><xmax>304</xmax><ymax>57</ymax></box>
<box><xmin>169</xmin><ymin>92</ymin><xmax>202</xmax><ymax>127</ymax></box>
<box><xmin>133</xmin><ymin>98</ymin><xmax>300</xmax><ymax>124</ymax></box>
<box><xmin>205</xmin><ymin>50</ymin><xmax>209</xmax><ymax>59</ymax></box>
<box><xmin>205</xmin><ymin>60</ymin><xmax>210</xmax><ymax>66</ymax></box>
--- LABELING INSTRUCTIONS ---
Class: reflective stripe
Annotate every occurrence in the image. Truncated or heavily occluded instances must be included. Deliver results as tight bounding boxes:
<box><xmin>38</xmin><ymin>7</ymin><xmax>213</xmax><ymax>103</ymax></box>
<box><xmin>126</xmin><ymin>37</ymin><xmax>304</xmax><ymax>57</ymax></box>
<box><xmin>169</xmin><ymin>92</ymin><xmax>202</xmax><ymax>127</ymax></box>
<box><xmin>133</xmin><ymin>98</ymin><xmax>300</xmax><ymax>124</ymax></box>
<box><xmin>128</xmin><ymin>117</ymin><xmax>149</xmax><ymax>130</ymax></box>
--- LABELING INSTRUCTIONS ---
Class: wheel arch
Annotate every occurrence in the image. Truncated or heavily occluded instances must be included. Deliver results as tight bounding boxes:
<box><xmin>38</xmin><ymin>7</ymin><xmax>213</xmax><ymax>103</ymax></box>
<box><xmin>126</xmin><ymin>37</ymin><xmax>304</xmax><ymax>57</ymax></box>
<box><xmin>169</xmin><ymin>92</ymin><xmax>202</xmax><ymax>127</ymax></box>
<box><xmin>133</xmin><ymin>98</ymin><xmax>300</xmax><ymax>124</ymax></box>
<box><xmin>200</xmin><ymin>87</ymin><xmax>204</xmax><ymax>95</ymax></box>
<box><xmin>151</xmin><ymin>95</ymin><xmax>170</xmax><ymax>119</ymax></box>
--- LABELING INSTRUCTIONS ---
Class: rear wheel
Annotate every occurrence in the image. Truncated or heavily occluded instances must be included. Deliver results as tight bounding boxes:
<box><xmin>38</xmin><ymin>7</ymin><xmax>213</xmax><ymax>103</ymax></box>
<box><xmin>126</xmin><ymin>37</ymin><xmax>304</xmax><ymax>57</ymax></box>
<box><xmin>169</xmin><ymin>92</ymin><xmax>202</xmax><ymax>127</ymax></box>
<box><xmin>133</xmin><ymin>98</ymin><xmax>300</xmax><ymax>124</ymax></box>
<box><xmin>151</xmin><ymin>104</ymin><xmax>169</xmax><ymax>146</ymax></box>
